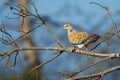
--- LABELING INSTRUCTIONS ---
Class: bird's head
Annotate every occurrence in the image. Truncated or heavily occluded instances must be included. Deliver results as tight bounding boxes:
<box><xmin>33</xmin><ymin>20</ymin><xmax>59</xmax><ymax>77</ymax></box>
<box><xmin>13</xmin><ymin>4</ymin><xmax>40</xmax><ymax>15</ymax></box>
<box><xmin>64</xmin><ymin>24</ymin><xmax>73</xmax><ymax>30</ymax></box>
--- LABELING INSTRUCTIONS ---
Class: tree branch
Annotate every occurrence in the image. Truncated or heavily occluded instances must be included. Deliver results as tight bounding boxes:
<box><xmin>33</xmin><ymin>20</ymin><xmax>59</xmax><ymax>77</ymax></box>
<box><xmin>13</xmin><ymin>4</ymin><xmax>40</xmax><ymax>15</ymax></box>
<box><xmin>28</xmin><ymin>51</ymin><xmax>63</xmax><ymax>74</ymax></box>
<box><xmin>66</xmin><ymin>65</ymin><xmax>120</xmax><ymax>80</ymax></box>
<box><xmin>68</xmin><ymin>56</ymin><xmax>112</xmax><ymax>78</ymax></box>
<box><xmin>1</xmin><ymin>47</ymin><xmax>119</xmax><ymax>58</ymax></box>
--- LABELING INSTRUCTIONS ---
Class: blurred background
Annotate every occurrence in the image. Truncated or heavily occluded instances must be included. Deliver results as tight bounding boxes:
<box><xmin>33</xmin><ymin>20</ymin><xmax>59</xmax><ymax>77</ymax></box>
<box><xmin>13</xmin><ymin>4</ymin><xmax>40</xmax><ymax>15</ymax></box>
<box><xmin>0</xmin><ymin>0</ymin><xmax>120</xmax><ymax>80</ymax></box>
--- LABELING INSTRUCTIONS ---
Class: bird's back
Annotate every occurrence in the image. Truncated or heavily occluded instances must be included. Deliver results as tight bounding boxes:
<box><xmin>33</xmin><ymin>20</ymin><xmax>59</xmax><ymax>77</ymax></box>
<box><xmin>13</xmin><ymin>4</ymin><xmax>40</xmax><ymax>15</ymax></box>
<box><xmin>68</xmin><ymin>30</ymin><xmax>89</xmax><ymax>45</ymax></box>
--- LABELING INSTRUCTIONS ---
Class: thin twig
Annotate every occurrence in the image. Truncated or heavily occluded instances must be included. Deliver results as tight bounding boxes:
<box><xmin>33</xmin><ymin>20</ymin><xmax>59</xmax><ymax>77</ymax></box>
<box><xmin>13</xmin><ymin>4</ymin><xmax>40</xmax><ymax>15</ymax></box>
<box><xmin>44</xmin><ymin>22</ymin><xmax>63</xmax><ymax>47</ymax></box>
<box><xmin>90</xmin><ymin>2</ymin><xmax>118</xmax><ymax>35</ymax></box>
<box><xmin>7</xmin><ymin>4</ymin><xmax>63</xmax><ymax>48</ymax></box>
<box><xmin>30</xmin><ymin>3</ymin><xmax>39</xmax><ymax>16</ymax></box>
<box><xmin>9</xmin><ymin>23</ymin><xmax>44</xmax><ymax>44</ymax></box>
<box><xmin>68</xmin><ymin>56</ymin><xmax>112</xmax><ymax>78</ymax></box>
<box><xmin>28</xmin><ymin>51</ymin><xmax>63</xmax><ymax>74</ymax></box>
<box><xmin>66</xmin><ymin>65</ymin><xmax>120</xmax><ymax>80</ymax></box>
<box><xmin>91</xmin><ymin>30</ymin><xmax>120</xmax><ymax>50</ymax></box>
<box><xmin>0</xmin><ymin>56</ymin><xmax>10</xmax><ymax>79</ymax></box>
<box><xmin>90</xmin><ymin>2</ymin><xmax>120</xmax><ymax>50</ymax></box>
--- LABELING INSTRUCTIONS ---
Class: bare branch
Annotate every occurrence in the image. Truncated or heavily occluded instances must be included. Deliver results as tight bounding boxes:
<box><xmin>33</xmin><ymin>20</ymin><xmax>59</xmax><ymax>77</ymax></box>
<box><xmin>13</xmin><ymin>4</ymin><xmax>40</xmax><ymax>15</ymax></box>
<box><xmin>90</xmin><ymin>2</ymin><xmax>119</xmax><ymax>36</ymax></box>
<box><xmin>91</xmin><ymin>30</ymin><xmax>120</xmax><ymax>50</ymax></box>
<box><xmin>66</xmin><ymin>65</ymin><xmax>120</xmax><ymax>80</ymax></box>
<box><xmin>44</xmin><ymin>22</ymin><xmax>63</xmax><ymax>47</ymax></box>
<box><xmin>68</xmin><ymin>56</ymin><xmax>112</xmax><ymax>78</ymax></box>
<box><xmin>1</xmin><ymin>47</ymin><xmax>120</xmax><ymax>58</ymax></box>
<box><xmin>6</xmin><ymin>3</ymin><xmax>63</xmax><ymax>48</ymax></box>
<box><xmin>0</xmin><ymin>56</ymin><xmax>10</xmax><ymax>79</ymax></box>
<box><xmin>28</xmin><ymin>51</ymin><xmax>63</xmax><ymax>74</ymax></box>
<box><xmin>10</xmin><ymin>23</ymin><xmax>44</xmax><ymax>44</ymax></box>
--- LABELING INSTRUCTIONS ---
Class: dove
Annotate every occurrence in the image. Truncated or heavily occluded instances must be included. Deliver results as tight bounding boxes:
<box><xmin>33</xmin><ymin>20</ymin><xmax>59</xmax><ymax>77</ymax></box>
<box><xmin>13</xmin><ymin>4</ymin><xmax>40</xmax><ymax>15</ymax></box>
<box><xmin>64</xmin><ymin>24</ymin><xmax>100</xmax><ymax>49</ymax></box>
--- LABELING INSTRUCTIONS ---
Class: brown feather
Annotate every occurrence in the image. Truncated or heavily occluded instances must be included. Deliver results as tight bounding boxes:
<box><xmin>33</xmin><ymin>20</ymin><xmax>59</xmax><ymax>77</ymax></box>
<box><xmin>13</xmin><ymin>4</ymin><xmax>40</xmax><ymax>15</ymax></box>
<box><xmin>68</xmin><ymin>31</ymin><xmax>88</xmax><ymax>45</ymax></box>
<box><xmin>81</xmin><ymin>34</ymin><xmax>100</xmax><ymax>47</ymax></box>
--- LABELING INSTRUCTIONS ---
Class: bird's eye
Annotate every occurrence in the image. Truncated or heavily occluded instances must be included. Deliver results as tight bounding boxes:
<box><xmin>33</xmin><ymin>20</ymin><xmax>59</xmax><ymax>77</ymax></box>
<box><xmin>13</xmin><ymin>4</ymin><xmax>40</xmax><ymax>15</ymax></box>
<box><xmin>65</xmin><ymin>25</ymin><xmax>69</xmax><ymax>27</ymax></box>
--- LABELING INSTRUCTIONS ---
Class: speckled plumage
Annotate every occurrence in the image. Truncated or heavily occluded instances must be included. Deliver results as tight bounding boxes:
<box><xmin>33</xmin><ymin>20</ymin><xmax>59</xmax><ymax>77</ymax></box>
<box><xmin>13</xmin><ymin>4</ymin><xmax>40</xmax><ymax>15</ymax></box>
<box><xmin>68</xmin><ymin>30</ymin><xmax>88</xmax><ymax>45</ymax></box>
<box><xmin>64</xmin><ymin>24</ymin><xmax>100</xmax><ymax>48</ymax></box>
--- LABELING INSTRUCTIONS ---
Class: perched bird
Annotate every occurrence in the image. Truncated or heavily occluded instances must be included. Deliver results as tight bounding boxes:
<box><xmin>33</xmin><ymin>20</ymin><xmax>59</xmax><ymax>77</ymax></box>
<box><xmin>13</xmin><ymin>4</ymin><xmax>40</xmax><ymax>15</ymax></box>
<box><xmin>64</xmin><ymin>24</ymin><xmax>100</xmax><ymax>49</ymax></box>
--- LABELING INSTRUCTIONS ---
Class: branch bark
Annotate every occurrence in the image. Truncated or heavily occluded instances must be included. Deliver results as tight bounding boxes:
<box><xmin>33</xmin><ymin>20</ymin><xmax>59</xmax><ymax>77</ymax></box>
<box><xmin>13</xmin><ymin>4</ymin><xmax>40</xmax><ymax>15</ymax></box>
<box><xmin>5</xmin><ymin>47</ymin><xmax>120</xmax><ymax>58</ymax></box>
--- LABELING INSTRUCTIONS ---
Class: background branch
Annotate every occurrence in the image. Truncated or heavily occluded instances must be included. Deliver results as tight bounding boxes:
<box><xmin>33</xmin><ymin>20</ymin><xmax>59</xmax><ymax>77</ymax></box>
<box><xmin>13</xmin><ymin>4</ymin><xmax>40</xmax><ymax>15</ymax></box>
<box><xmin>66</xmin><ymin>65</ymin><xmax>120</xmax><ymax>80</ymax></box>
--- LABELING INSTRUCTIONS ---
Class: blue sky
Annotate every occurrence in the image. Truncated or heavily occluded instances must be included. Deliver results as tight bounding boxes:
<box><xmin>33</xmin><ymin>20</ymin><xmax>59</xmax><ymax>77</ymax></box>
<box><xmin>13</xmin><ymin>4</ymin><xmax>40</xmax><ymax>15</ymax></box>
<box><xmin>32</xmin><ymin>0</ymin><xmax>120</xmax><ymax>33</ymax></box>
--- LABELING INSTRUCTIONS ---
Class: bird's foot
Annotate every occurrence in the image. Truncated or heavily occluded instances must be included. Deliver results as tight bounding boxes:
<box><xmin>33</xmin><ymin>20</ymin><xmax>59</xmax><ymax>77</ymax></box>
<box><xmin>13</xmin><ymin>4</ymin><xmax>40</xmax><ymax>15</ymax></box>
<box><xmin>72</xmin><ymin>46</ymin><xmax>83</xmax><ymax>52</ymax></box>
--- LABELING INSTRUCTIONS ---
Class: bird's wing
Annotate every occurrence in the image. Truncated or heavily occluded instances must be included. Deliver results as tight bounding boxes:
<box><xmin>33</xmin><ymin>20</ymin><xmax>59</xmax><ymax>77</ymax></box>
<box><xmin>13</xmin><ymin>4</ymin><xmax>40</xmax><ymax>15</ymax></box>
<box><xmin>81</xmin><ymin>34</ymin><xmax>100</xmax><ymax>47</ymax></box>
<box><xmin>69</xmin><ymin>31</ymin><xmax>88</xmax><ymax>45</ymax></box>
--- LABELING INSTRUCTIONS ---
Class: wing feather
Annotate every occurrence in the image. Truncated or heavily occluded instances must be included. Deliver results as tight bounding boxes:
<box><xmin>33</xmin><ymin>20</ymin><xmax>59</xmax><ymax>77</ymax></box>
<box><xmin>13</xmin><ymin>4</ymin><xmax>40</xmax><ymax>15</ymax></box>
<box><xmin>68</xmin><ymin>31</ymin><xmax>88</xmax><ymax>45</ymax></box>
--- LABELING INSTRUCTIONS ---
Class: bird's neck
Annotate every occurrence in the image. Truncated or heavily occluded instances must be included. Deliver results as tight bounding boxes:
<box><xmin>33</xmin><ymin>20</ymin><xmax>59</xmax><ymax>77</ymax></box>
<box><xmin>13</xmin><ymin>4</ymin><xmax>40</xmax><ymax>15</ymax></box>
<box><xmin>68</xmin><ymin>28</ymin><xmax>73</xmax><ymax>33</ymax></box>
<box><xmin>67</xmin><ymin>29</ymin><xmax>75</xmax><ymax>37</ymax></box>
